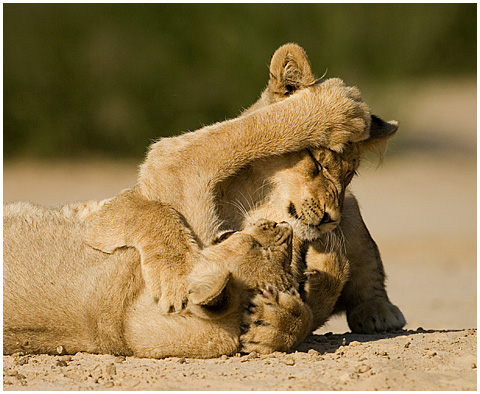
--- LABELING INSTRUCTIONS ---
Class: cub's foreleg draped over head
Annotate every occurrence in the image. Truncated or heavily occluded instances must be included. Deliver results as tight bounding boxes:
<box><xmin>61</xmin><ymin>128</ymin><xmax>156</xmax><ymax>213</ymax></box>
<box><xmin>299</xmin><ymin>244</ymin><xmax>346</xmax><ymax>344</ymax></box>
<box><xmin>86</xmin><ymin>70</ymin><xmax>373</xmax><ymax>313</ymax></box>
<box><xmin>86</xmin><ymin>43</ymin><xmax>405</xmax><ymax>334</ymax></box>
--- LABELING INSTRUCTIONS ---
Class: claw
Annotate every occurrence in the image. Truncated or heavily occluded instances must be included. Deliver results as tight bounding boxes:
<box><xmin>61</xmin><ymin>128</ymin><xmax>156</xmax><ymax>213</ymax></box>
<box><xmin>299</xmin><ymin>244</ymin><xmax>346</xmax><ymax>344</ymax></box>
<box><xmin>262</xmin><ymin>289</ymin><xmax>273</xmax><ymax>298</ymax></box>
<box><xmin>286</xmin><ymin>287</ymin><xmax>297</xmax><ymax>296</ymax></box>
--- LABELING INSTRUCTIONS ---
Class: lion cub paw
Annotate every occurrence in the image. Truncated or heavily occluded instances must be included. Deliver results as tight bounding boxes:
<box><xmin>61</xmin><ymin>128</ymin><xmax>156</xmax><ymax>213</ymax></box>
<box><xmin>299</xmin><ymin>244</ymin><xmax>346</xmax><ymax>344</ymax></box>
<box><xmin>317</xmin><ymin>78</ymin><xmax>371</xmax><ymax>149</ymax></box>
<box><xmin>143</xmin><ymin>269</ymin><xmax>189</xmax><ymax>314</ymax></box>
<box><xmin>240</xmin><ymin>287</ymin><xmax>312</xmax><ymax>354</ymax></box>
<box><xmin>347</xmin><ymin>299</ymin><xmax>406</xmax><ymax>334</ymax></box>
<box><xmin>157</xmin><ymin>282</ymin><xmax>189</xmax><ymax>314</ymax></box>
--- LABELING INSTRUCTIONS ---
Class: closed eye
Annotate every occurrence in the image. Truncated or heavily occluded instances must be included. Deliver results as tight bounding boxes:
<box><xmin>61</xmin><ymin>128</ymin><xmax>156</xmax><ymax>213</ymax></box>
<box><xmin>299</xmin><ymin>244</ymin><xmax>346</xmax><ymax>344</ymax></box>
<box><xmin>212</xmin><ymin>231</ymin><xmax>237</xmax><ymax>244</ymax></box>
<box><xmin>306</xmin><ymin>149</ymin><xmax>322</xmax><ymax>174</ymax></box>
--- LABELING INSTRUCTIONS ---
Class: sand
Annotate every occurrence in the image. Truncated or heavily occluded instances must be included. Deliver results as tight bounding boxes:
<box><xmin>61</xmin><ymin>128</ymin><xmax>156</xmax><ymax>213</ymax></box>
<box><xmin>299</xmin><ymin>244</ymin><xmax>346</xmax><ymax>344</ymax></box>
<box><xmin>3</xmin><ymin>329</ymin><xmax>477</xmax><ymax>390</ymax></box>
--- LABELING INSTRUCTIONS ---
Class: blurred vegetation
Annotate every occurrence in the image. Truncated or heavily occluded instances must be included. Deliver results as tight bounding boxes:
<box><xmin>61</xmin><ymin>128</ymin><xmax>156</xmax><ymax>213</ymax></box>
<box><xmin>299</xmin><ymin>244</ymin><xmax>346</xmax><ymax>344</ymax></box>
<box><xmin>4</xmin><ymin>3</ymin><xmax>476</xmax><ymax>159</ymax></box>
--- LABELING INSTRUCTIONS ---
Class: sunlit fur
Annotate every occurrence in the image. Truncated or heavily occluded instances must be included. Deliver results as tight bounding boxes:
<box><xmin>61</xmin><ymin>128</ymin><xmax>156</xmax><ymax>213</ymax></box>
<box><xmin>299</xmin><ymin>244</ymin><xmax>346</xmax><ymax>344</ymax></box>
<box><xmin>4</xmin><ymin>202</ymin><xmax>312</xmax><ymax>358</ymax></box>
<box><xmin>85</xmin><ymin>44</ymin><xmax>404</xmax><ymax>339</ymax></box>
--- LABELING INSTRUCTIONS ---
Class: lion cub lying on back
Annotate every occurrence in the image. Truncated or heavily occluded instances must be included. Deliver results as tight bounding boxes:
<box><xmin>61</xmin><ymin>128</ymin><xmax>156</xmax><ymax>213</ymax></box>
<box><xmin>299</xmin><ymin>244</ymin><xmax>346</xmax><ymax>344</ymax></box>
<box><xmin>4</xmin><ymin>202</ymin><xmax>312</xmax><ymax>358</ymax></box>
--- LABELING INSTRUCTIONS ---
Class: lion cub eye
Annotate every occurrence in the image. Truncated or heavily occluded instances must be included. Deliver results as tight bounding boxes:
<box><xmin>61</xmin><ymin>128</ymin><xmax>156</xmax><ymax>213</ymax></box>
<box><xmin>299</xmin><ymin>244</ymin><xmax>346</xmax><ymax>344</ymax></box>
<box><xmin>306</xmin><ymin>149</ymin><xmax>322</xmax><ymax>176</ymax></box>
<box><xmin>212</xmin><ymin>231</ymin><xmax>237</xmax><ymax>244</ymax></box>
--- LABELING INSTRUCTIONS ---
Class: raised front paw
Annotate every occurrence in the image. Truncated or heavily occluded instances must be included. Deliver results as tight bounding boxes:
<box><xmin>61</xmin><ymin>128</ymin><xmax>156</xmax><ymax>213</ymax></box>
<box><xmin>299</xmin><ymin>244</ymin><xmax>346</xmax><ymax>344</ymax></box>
<box><xmin>346</xmin><ymin>299</ymin><xmax>406</xmax><ymax>334</ymax></box>
<box><xmin>316</xmin><ymin>78</ymin><xmax>371</xmax><ymax>150</ymax></box>
<box><xmin>240</xmin><ymin>287</ymin><xmax>312</xmax><ymax>354</ymax></box>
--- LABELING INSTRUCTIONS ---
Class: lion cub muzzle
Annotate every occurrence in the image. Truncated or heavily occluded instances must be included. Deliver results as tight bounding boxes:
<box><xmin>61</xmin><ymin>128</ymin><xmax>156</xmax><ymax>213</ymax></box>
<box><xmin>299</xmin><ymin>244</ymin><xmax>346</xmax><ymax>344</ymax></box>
<box><xmin>287</xmin><ymin>199</ymin><xmax>340</xmax><ymax>236</ymax></box>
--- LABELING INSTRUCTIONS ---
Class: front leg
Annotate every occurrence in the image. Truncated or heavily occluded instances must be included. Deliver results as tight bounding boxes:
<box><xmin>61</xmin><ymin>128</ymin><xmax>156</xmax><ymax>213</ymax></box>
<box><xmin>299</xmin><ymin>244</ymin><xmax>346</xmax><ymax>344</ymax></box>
<box><xmin>336</xmin><ymin>192</ymin><xmax>406</xmax><ymax>333</ymax></box>
<box><xmin>303</xmin><ymin>233</ymin><xmax>350</xmax><ymax>330</ymax></box>
<box><xmin>85</xmin><ymin>188</ymin><xmax>198</xmax><ymax>313</ymax></box>
<box><xmin>138</xmin><ymin>79</ymin><xmax>371</xmax><ymax>243</ymax></box>
<box><xmin>141</xmin><ymin>78</ymin><xmax>371</xmax><ymax>189</ymax></box>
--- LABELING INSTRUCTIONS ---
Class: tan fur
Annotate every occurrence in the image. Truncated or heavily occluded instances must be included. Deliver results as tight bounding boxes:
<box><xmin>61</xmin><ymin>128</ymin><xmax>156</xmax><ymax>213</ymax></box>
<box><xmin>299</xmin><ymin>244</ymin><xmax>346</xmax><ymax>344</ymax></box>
<box><xmin>3</xmin><ymin>202</ymin><xmax>312</xmax><ymax>358</ymax></box>
<box><xmin>244</xmin><ymin>44</ymin><xmax>405</xmax><ymax>333</ymax></box>
<box><xmin>86</xmin><ymin>44</ymin><xmax>404</xmax><ymax>335</ymax></box>
<box><xmin>136</xmin><ymin>76</ymin><xmax>371</xmax><ymax>248</ymax></box>
<box><xmin>4</xmin><ymin>44</ymin><xmax>370</xmax><ymax>358</ymax></box>
<box><xmin>4</xmin><ymin>44</ymin><xmax>404</xmax><ymax>359</ymax></box>
<box><xmin>215</xmin><ymin>145</ymin><xmax>362</xmax><ymax>329</ymax></box>
<box><xmin>86</xmin><ymin>62</ymin><xmax>372</xmax><ymax>303</ymax></box>
<box><xmin>81</xmin><ymin>52</ymin><xmax>376</xmax><ymax>345</ymax></box>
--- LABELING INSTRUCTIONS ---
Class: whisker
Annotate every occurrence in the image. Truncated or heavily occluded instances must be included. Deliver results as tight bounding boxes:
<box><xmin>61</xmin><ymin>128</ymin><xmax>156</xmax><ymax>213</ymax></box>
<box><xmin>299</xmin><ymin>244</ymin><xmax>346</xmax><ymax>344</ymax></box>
<box><xmin>252</xmin><ymin>180</ymin><xmax>270</xmax><ymax>200</ymax></box>
<box><xmin>237</xmin><ymin>190</ymin><xmax>255</xmax><ymax>214</ymax></box>
<box><xmin>336</xmin><ymin>226</ymin><xmax>347</xmax><ymax>255</ymax></box>
<box><xmin>224</xmin><ymin>199</ymin><xmax>248</xmax><ymax>218</ymax></box>
<box><xmin>327</xmin><ymin>231</ymin><xmax>333</xmax><ymax>254</ymax></box>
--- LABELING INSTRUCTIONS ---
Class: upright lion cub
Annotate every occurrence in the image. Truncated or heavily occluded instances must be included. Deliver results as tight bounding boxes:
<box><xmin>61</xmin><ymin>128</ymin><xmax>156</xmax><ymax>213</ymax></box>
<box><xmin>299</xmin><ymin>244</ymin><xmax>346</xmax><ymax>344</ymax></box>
<box><xmin>238</xmin><ymin>44</ymin><xmax>405</xmax><ymax>334</ymax></box>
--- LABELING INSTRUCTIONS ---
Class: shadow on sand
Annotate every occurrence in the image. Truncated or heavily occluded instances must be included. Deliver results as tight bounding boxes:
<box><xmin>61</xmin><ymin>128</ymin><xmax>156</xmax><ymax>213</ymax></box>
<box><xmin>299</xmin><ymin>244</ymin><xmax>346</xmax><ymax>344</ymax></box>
<box><xmin>295</xmin><ymin>328</ymin><xmax>467</xmax><ymax>355</ymax></box>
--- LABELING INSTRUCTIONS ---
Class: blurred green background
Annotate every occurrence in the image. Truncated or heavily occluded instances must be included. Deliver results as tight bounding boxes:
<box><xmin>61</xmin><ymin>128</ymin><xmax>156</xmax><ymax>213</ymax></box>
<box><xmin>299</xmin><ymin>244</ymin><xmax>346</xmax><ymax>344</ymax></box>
<box><xmin>3</xmin><ymin>3</ymin><xmax>476</xmax><ymax>159</ymax></box>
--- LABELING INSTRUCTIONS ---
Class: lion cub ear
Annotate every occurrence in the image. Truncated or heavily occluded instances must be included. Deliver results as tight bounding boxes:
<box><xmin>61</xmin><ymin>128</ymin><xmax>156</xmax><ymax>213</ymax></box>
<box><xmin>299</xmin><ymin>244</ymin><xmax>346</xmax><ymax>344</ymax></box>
<box><xmin>268</xmin><ymin>43</ymin><xmax>316</xmax><ymax>96</ymax></box>
<box><xmin>361</xmin><ymin>115</ymin><xmax>399</xmax><ymax>157</ymax></box>
<box><xmin>368</xmin><ymin>115</ymin><xmax>399</xmax><ymax>141</ymax></box>
<box><xmin>188</xmin><ymin>268</ymin><xmax>234</xmax><ymax>319</ymax></box>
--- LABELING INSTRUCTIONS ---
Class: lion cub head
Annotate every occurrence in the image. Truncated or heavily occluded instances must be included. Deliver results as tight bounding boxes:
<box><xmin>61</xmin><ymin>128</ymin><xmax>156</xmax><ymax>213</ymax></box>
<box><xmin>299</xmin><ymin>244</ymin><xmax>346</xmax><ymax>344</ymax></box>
<box><xmin>251</xmin><ymin>143</ymin><xmax>360</xmax><ymax>241</ymax></box>
<box><xmin>186</xmin><ymin>218</ymin><xmax>313</xmax><ymax>353</ymax></box>
<box><xmin>187</xmin><ymin>219</ymin><xmax>296</xmax><ymax>318</ymax></box>
<box><xmin>235</xmin><ymin>43</ymin><xmax>398</xmax><ymax>241</ymax></box>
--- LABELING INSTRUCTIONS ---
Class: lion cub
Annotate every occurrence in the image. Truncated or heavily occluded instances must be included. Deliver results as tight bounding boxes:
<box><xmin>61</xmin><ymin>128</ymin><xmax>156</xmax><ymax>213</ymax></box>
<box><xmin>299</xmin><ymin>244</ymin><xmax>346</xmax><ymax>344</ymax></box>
<box><xmin>86</xmin><ymin>44</ymin><xmax>404</xmax><ymax>337</ymax></box>
<box><xmin>238</xmin><ymin>44</ymin><xmax>405</xmax><ymax>334</ymax></box>
<box><xmin>4</xmin><ymin>202</ymin><xmax>311</xmax><ymax>358</ymax></box>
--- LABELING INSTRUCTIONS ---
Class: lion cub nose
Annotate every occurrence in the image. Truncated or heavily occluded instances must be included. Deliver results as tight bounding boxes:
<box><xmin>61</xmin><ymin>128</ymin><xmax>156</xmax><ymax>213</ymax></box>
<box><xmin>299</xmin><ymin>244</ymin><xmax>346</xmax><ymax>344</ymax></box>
<box><xmin>319</xmin><ymin>212</ymin><xmax>334</xmax><ymax>225</ymax></box>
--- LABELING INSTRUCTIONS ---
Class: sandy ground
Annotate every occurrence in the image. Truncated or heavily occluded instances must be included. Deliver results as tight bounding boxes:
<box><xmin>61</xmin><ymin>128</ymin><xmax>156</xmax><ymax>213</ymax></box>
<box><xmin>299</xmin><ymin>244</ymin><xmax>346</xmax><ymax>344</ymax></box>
<box><xmin>2</xmin><ymin>329</ymin><xmax>476</xmax><ymax>390</ymax></box>
<box><xmin>3</xmin><ymin>79</ymin><xmax>477</xmax><ymax>390</ymax></box>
